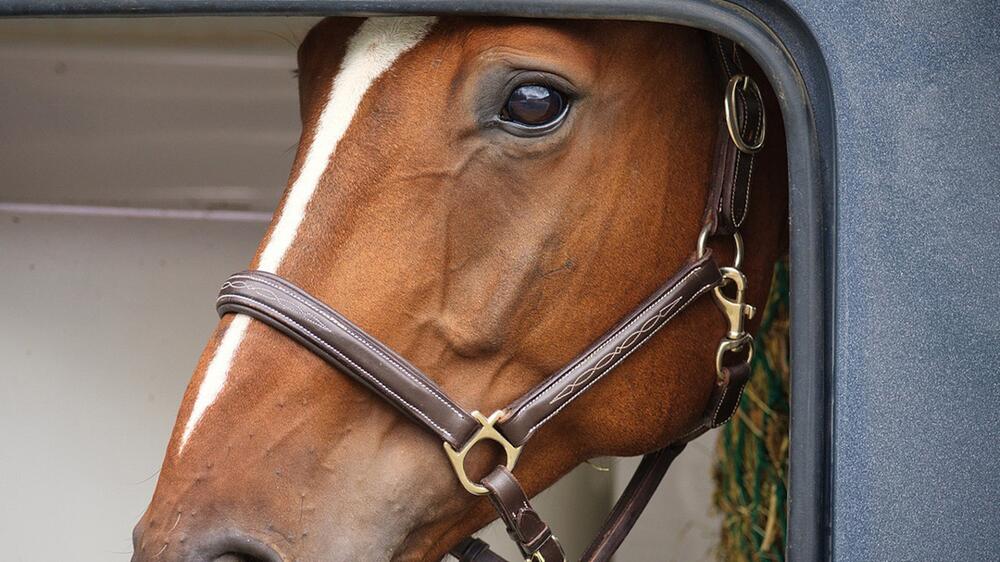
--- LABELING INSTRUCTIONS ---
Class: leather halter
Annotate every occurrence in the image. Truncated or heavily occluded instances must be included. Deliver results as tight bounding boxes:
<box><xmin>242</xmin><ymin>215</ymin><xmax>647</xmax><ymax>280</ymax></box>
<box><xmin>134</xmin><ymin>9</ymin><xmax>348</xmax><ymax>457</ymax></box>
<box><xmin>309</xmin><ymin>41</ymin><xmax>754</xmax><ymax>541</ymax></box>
<box><xmin>216</xmin><ymin>35</ymin><xmax>766</xmax><ymax>562</ymax></box>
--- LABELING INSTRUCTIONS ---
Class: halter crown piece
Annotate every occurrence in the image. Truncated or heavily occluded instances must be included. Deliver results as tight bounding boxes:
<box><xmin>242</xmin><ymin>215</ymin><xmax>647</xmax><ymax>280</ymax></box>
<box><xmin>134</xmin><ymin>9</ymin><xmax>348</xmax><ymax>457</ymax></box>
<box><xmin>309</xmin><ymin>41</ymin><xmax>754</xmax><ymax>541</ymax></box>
<box><xmin>216</xmin><ymin>34</ymin><xmax>766</xmax><ymax>562</ymax></box>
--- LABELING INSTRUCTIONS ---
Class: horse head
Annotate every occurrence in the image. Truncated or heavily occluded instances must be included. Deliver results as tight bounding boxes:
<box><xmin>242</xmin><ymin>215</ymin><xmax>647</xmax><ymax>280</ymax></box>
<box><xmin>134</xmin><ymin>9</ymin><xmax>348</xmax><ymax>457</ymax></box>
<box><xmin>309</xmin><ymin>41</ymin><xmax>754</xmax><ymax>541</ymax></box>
<box><xmin>133</xmin><ymin>16</ymin><xmax>786</xmax><ymax>561</ymax></box>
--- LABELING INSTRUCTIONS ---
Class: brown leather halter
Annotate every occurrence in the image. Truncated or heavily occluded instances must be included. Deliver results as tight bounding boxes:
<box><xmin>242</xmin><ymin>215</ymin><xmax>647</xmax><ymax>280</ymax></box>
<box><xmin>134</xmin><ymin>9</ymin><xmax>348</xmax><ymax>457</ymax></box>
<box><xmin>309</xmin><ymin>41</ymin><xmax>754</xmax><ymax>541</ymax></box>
<box><xmin>216</xmin><ymin>35</ymin><xmax>766</xmax><ymax>562</ymax></box>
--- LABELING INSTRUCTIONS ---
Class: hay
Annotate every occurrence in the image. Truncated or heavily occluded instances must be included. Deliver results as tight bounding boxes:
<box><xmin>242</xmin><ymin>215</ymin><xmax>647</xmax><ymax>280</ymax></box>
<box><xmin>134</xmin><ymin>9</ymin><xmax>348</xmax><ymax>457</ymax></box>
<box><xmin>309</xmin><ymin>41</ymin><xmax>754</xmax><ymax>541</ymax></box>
<box><xmin>714</xmin><ymin>260</ymin><xmax>790</xmax><ymax>561</ymax></box>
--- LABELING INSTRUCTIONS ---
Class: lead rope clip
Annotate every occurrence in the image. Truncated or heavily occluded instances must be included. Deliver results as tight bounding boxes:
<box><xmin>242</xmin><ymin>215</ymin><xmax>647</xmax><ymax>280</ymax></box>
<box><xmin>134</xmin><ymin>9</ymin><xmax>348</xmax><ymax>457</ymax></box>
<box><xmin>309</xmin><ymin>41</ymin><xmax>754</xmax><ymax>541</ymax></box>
<box><xmin>697</xmin><ymin>228</ymin><xmax>756</xmax><ymax>375</ymax></box>
<box><xmin>713</xmin><ymin>266</ymin><xmax>755</xmax><ymax>376</ymax></box>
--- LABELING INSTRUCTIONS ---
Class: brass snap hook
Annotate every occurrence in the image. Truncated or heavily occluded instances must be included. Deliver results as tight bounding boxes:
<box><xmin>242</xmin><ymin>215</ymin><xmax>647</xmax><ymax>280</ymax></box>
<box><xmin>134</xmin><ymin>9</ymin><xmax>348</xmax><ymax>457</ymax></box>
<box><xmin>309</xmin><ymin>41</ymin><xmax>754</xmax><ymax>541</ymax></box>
<box><xmin>712</xmin><ymin>266</ymin><xmax>756</xmax><ymax>377</ymax></box>
<box><xmin>724</xmin><ymin>74</ymin><xmax>766</xmax><ymax>154</ymax></box>
<box><xmin>713</xmin><ymin>267</ymin><xmax>756</xmax><ymax>339</ymax></box>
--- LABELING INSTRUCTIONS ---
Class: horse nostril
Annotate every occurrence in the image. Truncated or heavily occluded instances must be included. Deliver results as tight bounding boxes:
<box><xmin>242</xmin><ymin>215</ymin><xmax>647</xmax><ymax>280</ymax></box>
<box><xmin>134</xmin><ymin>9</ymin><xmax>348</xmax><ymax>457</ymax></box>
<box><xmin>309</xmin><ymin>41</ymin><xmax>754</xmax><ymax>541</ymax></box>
<box><xmin>210</xmin><ymin>551</ymin><xmax>276</xmax><ymax>562</ymax></box>
<box><xmin>203</xmin><ymin>533</ymin><xmax>282</xmax><ymax>562</ymax></box>
<box><xmin>209</xmin><ymin>547</ymin><xmax>279</xmax><ymax>562</ymax></box>
<box><xmin>213</xmin><ymin>555</ymin><xmax>267</xmax><ymax>562</ymax></box>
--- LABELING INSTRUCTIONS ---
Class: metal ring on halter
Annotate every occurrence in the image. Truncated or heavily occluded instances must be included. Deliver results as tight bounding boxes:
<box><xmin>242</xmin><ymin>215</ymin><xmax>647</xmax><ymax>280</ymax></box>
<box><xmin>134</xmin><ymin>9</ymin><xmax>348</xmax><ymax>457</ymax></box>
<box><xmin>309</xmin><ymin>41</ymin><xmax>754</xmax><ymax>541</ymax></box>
<box><xmin>724</xmin><ymin>74</ymin><xmax>766</xmax><ymax>154</ymax></box>
<box><xmin>697</xmin><ymin>226</ymin><xmax>744</xmax><ymax>269</ymax></box>
<box><xmin>443</xmin><ymin>410</ymin><xmax>523</xmax><ymax>496</ymax></box>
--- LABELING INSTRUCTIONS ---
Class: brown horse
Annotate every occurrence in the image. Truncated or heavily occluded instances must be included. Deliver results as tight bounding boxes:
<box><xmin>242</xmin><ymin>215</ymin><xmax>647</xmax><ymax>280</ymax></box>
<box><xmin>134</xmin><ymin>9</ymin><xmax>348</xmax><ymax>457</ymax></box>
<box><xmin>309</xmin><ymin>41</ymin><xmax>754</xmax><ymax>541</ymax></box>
<box><xmin>132</xmin><ymin>16</ymin><xmax>786</xmax><ymax>562</ymax></box>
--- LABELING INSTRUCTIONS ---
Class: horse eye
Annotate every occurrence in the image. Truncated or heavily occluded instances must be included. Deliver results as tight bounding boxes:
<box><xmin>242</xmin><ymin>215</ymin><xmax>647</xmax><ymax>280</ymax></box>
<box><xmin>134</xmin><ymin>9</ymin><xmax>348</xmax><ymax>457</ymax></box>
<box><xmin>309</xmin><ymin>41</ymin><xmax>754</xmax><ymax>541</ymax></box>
<box><xmin>502</xmin><ymin>84</ymin><xmax>566</xmax><ymax>127</ymax></box>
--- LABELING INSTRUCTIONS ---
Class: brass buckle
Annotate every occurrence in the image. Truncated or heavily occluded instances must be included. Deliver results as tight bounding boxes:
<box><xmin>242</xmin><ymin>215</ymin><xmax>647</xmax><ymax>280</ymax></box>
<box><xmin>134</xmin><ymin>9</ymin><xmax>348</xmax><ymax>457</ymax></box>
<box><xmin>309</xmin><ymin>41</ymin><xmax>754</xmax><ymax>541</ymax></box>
<box><xmin>724</xmin><ymin>74</ymin><xmax>766</xmax><ymax>154</ymax></box>
<box><xmin>444</xmin><ymin>410</ymin><xmax>522</xmax><ymax>496</ymax></box>
<box><xmin>529</xmin><ymin>553</ymin><xmax>546</xmax><ymax>562</ymax></box>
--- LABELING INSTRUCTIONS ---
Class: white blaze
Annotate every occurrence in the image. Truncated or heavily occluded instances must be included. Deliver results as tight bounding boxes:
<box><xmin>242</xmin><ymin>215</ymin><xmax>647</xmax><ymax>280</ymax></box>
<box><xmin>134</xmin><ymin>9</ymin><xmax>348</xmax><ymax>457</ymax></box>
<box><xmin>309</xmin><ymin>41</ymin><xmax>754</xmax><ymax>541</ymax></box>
<box><xmin>178</xmin><ymin>17</ymin><xmax>437</xmax><ymax>453</ymax></box>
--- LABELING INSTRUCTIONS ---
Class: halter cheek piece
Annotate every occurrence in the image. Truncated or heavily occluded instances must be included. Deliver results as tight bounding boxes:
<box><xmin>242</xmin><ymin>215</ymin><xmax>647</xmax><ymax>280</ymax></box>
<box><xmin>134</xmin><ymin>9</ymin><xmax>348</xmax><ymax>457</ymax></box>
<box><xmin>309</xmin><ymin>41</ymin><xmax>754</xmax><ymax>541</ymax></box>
<box><xmin>216</xmin><ymin>35</ymin><xmax>766</xmax><ymax>562</ymax></box>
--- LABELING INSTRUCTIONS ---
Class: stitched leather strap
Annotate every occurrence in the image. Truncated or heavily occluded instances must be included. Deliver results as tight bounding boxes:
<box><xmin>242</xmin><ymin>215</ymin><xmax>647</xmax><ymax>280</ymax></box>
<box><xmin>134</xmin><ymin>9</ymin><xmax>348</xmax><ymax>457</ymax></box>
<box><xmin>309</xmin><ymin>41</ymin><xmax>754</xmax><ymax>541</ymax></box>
<box><xmin>701</xmin><ymin>36</ymin><xmax>763</xmax><ymax>236</ymax></box>
<box><xmin>216</xmin><ymin>271</ymin><xmax>480</xmax><ymax>449</ymax></box>
<box><xmin>677</xmin><ymin>361</ymin><xmax>753</xmax><ymax>443</ymax></box>
<box><xmin>449</xmin><ymin>468</ymin><xmax>567</xmax><ymax>562</ymax></box>
<box><xmin>482</xmin><ymin>467</ymin><xmax>566</xmax><ymax>562</ymax></box>
<box><xmin>216</xmin><ymin>254</ymin><xmax>725</xmax><ymax>451</ymax></box>
<box><xmin>498</xmin><ymin>253</ymin><xmax>723</xmax><ymax>446</ymax></box>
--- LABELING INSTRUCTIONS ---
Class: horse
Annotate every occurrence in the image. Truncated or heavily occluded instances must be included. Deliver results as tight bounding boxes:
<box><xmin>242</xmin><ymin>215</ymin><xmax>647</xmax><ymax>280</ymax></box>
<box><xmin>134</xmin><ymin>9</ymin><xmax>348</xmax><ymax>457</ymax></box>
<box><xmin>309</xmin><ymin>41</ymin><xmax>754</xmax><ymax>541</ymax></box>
<box><xmin>132</xmin><ymin>15</ymin><xmax>786</xmax><ymax>562</ymax></box>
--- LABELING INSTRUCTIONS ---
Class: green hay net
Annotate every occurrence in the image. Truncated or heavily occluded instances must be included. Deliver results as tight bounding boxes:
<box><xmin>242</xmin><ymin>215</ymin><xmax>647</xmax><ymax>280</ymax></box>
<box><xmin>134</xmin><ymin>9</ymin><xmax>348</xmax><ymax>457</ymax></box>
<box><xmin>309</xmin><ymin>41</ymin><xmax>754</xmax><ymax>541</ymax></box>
<box><xmin>714</xmin><ymin>260</ymin><xmax>789</xmax><ymax>561</ymax></box>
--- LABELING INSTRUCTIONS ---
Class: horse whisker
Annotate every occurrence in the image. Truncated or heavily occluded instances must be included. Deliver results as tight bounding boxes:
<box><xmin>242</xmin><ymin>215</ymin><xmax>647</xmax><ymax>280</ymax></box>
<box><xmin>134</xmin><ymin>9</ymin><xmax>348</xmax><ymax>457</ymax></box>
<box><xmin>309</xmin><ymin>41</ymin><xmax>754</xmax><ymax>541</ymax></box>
<box><xmin>168</xmin><ymin>511</ymin><xmax>182</xmax><ymax>533</ymax></box>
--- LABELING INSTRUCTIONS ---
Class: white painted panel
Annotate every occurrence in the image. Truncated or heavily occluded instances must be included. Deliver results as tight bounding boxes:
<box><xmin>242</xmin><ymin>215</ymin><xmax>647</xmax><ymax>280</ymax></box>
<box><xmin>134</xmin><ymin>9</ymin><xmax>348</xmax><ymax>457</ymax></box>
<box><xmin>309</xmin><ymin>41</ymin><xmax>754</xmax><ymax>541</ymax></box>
<box><xmin>0</xmin><ymin>211</ymin><xmax>269</xmax><ymax>561</ymax></box>
<box><xmin>0</xmin><ymin>17</ymin><xmax>312</xmax><ymax>212</ymax></box>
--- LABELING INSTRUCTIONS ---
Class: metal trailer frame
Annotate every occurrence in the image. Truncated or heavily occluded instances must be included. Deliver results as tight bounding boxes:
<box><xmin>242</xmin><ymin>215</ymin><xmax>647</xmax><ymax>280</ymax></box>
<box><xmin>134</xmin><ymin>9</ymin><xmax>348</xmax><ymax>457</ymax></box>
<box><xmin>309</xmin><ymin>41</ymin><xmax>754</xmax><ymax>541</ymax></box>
<box><xmin>0</xmin><ymin>2</ymin><xmax>836</xmax><ymax>561</ymax></box>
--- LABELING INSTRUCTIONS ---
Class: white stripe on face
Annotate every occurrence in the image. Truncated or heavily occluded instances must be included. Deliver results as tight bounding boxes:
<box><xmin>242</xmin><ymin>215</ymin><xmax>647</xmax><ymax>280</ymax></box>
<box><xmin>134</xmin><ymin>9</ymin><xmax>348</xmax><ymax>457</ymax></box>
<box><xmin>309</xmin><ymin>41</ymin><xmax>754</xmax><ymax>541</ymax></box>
<box><xmin>178</xmin><ymin>17</ymin><xmax>438</xmax><ymax>454</ymax></box>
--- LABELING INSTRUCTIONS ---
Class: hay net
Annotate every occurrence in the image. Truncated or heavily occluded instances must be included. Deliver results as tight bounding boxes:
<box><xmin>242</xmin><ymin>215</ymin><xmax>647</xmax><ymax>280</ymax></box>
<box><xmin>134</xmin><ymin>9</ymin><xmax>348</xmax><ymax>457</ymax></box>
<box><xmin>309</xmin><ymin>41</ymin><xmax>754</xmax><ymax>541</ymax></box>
<box><xmin>714</xmin><ymin>260</ymin><xmax>789</xmax><ymax>561</ymax></box>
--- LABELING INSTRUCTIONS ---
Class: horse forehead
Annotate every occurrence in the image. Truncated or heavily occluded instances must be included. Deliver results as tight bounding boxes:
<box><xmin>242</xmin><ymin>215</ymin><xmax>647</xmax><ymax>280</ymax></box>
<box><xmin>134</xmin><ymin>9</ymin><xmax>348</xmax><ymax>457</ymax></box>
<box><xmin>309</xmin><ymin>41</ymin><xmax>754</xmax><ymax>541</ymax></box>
<box><xmin>300</xmin><ymin>17</ymin><xmax>665</xmax><ymax>98</ymax></box>
<box><xmin>450</xmin><ymin>19</ymin><xmax>667</xmax><ymax>66</ymax></box>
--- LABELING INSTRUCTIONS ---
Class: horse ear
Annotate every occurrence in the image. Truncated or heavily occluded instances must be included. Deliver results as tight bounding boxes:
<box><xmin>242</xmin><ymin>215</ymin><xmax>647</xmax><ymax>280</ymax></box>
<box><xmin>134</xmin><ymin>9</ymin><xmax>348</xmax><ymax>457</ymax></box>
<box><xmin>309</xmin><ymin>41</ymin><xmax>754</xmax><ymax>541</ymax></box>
<box><xmin>295</xmin><ymin>22</ymin><xmax>318</xmax><ymax>124</ymax></box>
<box><xmin>294</xmin><ymin>18</ymin><xmax>366</xmax><ymax>126</ymax></box>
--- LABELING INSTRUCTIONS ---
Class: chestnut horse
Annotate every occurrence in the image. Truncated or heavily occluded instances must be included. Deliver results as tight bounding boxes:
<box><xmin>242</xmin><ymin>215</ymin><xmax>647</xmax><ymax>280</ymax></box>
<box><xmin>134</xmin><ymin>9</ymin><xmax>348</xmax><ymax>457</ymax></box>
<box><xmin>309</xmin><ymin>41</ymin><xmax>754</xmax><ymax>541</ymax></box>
<box><xmin>133</xmin><ymin>16</ymin><xmax>786</xmax><ymax>562</ymax></box>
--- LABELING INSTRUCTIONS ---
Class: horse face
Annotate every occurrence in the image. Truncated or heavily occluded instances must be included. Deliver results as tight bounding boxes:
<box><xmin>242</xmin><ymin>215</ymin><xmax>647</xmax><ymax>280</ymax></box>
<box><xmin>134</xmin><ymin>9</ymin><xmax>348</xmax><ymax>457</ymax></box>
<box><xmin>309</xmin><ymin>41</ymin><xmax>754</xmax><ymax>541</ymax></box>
<box><xmin>133</xmin><ymin>16</ymin><xmax>782</xmax><ymax>562</ymax></box>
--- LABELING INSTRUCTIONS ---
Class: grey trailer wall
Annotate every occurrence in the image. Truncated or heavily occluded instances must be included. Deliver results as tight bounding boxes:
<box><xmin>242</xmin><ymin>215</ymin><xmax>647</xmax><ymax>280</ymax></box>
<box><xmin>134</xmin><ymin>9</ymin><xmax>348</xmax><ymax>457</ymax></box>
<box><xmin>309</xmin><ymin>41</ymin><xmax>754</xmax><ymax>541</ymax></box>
<box><xmin>787</xmin><ymin>1</ymin><xmax>1000</xmax><ymax>559</ymax></box>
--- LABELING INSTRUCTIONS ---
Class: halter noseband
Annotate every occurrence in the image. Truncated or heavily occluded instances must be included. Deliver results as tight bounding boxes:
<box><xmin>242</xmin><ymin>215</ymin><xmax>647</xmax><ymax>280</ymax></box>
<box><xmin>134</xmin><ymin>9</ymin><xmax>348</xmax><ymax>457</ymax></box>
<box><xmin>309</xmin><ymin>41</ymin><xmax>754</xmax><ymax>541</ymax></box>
<box><xmin>215</xmin><ymin>35</ymin><xmax>766</xmax><ymax>562</ymax></box>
